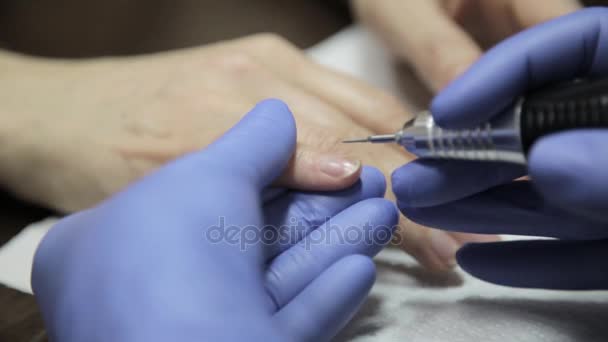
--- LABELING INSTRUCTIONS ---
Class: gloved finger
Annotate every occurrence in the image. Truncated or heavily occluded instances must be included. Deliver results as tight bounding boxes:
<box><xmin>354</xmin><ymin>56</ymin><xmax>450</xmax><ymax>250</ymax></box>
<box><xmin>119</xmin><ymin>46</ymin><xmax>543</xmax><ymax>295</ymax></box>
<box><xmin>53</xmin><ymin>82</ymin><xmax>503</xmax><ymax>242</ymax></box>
<box><xmin>353</xmin><ymin>0</ymin><xmax>482</xmax><ymax>92</ymax></box>
<box><xmin>264</xmin><ymin>198</ymin><xmax>397</xmax><ymax>311</ymax></box>
<box><xmin>432</xmin><ymin>7</ymin><xmax>608</xmax><ymax>128</ymax></box>
<box><xmin>197</xmin><ymin>98</ymin><xmax>296</xmax><ymax>188</ymax></box>
<box><xmin>529</xmin><ymin>130</ymin><xmax>608</xmax><ymax>223</ymax></box>
<box><xmin>391</xmin><ymin>159</ymin><xmax>524</xmax><ymax>208</ymax></box>
<box><xmin>273</xmin><ymin>255</ymin><xmax>376</xmax><ymax>342</ymax></box>
<box><xmin>457</xmin><ymin>239</ymin><xmax>608</xmax><ymax>290</ymax></box>
<box><xmin>263</xmin><ymin>166</ymin><xmax>386</xmax><ymax>259</ymax></box>
<box><xmin>398</xmin><ymin>181</ymin><xmax>608</xmax><ymax>240</ymax></box>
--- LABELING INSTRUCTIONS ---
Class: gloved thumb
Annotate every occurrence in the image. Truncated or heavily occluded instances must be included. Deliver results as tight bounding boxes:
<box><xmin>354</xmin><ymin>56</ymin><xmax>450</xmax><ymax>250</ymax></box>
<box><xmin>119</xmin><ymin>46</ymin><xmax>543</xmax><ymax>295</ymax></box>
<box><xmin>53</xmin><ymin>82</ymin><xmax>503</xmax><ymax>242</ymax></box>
<box><xmin>122</xmin><ymin>99</ymin><xmax>297</xmax><ymax>213</ymax></box>
<box><xmin>529</xmin><ymin>130</ymin><xmax>608</xmax><ymax>223</ymax></box>
<box><xmin>184</xmin><ymin>99</ymin><xmax>297</xmax><ymax>189</ymax></box>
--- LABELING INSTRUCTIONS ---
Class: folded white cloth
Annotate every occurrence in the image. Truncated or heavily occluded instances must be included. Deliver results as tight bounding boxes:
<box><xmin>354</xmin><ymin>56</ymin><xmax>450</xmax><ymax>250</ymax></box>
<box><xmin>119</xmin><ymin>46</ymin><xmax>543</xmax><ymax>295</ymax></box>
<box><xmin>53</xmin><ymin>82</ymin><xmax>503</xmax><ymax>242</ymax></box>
<box><xmin>0</xmin><ymin>217</ymin><xmax>56</xmax><ymax>293</ymax></box>
<box><xmin>0</xmin><ymin>25</ymin><xmax>606</xmax><ymax>342</ymax></box>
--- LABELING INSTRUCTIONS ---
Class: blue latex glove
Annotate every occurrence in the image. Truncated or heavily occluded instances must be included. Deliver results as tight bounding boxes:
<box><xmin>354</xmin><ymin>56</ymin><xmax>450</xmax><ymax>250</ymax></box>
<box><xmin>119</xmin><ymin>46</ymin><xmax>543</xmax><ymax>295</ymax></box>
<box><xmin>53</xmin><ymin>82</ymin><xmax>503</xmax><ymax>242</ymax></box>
<box><xmin>392</xmin><ymin>8</ymin><xmax>608</xmax><ymax>290</ymax></box>
<box><xmin>32</xmin><ymin>99</ymin><xmax>399</xmax><ymax>342</ymax></box>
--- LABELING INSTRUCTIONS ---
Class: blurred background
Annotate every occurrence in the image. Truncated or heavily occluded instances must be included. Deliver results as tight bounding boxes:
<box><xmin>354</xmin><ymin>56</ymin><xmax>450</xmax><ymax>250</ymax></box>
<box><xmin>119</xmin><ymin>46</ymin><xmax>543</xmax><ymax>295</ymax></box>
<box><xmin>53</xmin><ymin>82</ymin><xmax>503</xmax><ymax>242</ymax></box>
<box><xmin>0</xmin><ymin>0</ymin><xmax>350</xmax><ymax>57</ymax></box>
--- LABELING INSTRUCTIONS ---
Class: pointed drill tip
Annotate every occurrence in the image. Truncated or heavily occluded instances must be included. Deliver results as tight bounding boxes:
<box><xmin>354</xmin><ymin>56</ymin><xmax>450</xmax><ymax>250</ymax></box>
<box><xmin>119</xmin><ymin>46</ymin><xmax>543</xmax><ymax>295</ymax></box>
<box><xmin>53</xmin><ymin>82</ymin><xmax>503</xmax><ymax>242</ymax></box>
<box><xmin>342</xmin><ymin>138</ymin><xmax>369</xmax><ymax>144</ymax></box>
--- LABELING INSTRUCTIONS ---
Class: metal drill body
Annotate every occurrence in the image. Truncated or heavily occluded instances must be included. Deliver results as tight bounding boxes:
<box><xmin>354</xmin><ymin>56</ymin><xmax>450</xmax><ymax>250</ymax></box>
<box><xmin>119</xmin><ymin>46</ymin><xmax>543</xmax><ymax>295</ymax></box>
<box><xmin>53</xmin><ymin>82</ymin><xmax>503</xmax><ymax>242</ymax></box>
<box><xmin>398</xmin><ymin>105</ymin><xmax>526</xmax><ymax>164</ymax></box>
<box><xmin>343</xmin><ymin>78</ymin><xmax>608</xmax><ymax>165</ymax></box>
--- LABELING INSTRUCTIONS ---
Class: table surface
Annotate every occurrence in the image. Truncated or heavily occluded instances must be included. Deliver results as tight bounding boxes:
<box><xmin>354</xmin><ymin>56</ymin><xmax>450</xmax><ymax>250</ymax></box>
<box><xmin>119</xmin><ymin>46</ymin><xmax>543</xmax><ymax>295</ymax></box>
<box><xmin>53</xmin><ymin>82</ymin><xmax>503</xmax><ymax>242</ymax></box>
<box><xmin>0</xmin><ymin>191</ymin><xmax>50</xmax><ymax>342</ymax></box>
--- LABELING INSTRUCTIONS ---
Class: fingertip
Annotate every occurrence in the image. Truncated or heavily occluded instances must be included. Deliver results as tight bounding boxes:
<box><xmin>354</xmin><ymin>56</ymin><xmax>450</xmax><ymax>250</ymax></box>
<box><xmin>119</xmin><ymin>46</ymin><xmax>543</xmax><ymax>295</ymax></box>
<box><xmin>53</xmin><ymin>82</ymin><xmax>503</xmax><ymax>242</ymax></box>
<box><xmin>360</xmin><ymin>166</ymin><xmax>387</xmax><ymax>198</ymax></box>
<box><xmin>391</xmin><ymin>160</ymin><xmax>453</xmax><ymax>208</ymax></box>
<box><xmin>363</xmin><ymin>198</ymin><xmax>399</xmax><ymax>229</ymax></box>
<box><xmin>255</xmin><ymin>98</ymin><xmax>293</xmax><ymax>115</ymax></box>
<box><xmin>342</xmin><ymin>255</ymin><xmax>377</xmax><ymax>286</ymax></box>
<box><xmin>392</xmin><ymin>216</ymin><xmax>461</xmax><ymax>272</ymax></box>
<box><xmin>251</xmin><ymin>98</ymin><xmax>297</xmax><ymax>140</ymax></box>
<box><xmin>528</xmin><ymin>135</ymin><xmax>569</xmax><ymax>188</ymax></box>
<box><xmin>197</xmin><ymin>98</ymin><xmax>298</xmax><ymax>187</ymax></box>
<box><xmin>528</xmin><ymin>131</ymin><xmax>604</xmax><ymax>208</ymax></box>
<box><xmin>391</xmin><ymin>164</ymin><xmax>414</xmax><ymax>206</ymax></box>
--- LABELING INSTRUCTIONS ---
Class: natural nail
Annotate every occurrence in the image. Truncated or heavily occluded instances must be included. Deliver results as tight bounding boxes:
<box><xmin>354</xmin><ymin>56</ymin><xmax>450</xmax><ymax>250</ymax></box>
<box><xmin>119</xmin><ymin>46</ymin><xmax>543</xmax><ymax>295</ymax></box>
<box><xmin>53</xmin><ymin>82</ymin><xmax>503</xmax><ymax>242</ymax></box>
<box><xmin>319</xmin><ymin>157</ymin><xmax>361</xmax><ymax>178</ymax></box>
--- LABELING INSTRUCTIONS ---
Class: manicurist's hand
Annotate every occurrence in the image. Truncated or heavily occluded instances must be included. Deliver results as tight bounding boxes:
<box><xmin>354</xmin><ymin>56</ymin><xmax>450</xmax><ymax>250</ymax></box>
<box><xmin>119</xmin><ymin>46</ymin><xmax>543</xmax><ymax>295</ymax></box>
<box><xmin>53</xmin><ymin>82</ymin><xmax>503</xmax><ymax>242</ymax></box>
<box><xmin>32</xmin><ymin>100</ymin><xmax>399</xmax><ymax>342</ymax></box>
<box><xmin>392</xmin><ymin>8</ymin><xmax>608</xmax><ymax>289</ymax></box>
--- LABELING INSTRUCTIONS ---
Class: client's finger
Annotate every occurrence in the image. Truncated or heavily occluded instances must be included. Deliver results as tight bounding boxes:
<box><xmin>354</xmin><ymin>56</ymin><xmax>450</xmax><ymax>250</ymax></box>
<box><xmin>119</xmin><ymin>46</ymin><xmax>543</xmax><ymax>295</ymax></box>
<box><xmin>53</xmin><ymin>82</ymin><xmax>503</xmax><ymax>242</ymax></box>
<box><xmin>274</xmin><ymin>145</ymin><xmax>362</xmax><ymax>191</ymax></box>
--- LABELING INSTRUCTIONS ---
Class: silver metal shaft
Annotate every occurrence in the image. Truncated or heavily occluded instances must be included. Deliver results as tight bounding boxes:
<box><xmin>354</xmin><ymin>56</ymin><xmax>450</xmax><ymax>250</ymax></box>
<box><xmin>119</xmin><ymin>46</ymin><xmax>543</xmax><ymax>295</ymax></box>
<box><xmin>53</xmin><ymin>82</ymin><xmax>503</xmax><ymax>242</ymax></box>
<box><xmin>342</xmin><ymin>107</ymin><xmax>527</xmax><ymax>164</ymax></box>
<box><xmin>343</xmin><ymin>134</ymin><xmax>399</xmax><ymax>144</ymax></box>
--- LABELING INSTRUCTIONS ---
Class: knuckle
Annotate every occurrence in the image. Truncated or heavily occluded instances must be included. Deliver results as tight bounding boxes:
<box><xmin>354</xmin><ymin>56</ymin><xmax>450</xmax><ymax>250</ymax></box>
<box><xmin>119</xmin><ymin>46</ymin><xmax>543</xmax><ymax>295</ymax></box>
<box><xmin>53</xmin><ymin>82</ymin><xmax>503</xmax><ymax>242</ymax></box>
<box><xmin>374</xmin><ymin>93</ymin><xmax>415</xmax><ymax>121</ymax></box>
<box><xmin>292</xmin><ymin>196</ymin><xmax>324</xmax><ymax>229</ymax></box>
<box><xmin>208</xmin><ymin>51</ymin><xmax>262</xmax><ymax>74</ymax></box>
<box><xmin>249</xmin><ymin>32</ymin><xmax>296</xmax><ymax>52</ymax></box>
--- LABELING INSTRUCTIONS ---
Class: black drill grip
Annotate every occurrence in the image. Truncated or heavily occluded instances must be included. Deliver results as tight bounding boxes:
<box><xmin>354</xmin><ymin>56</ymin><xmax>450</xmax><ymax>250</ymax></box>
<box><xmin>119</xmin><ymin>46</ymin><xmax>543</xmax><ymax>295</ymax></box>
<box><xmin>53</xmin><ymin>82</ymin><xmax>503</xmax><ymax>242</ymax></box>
<box><xmin>520</xmin><ymin>78</ymin><xmax>608</xmax><ymax>154</ymax></box>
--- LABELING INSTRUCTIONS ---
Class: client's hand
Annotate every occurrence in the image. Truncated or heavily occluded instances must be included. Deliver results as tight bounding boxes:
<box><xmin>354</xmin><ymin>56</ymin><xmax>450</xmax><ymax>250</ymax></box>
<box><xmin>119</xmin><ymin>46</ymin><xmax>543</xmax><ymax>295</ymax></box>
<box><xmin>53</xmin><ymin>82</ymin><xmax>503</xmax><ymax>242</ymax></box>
<box><xmin>0</xmin><ymin>34</ymin><xmax>484</xmax><ymax>270</ymax></box>
<box><xmin>0</xmin><ymin>34</ymin><xmax>407</xmax><ymax>212</ymax></box>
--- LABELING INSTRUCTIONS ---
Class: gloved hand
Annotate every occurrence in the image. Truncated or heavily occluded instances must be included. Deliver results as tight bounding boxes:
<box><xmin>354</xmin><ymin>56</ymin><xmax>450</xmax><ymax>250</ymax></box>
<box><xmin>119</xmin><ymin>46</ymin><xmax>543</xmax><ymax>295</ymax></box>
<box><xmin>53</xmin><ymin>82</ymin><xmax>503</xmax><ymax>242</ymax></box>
<box><xmin>32</xmin><ymin>99</ymin><xmax>399</xmax><ymax>341</ymax></box>
<box><xmin>392</xmin><ymin>8</ymin><xmax>608</xmax><ymax>290</ymax></box>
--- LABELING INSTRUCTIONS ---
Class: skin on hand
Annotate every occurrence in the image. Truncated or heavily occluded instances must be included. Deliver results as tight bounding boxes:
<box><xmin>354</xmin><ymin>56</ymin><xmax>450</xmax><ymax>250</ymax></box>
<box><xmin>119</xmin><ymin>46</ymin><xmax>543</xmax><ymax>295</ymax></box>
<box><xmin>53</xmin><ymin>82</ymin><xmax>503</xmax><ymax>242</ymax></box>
<box><xmin>1</xmin><ymin>33</ymin><xmax>476</xmax><ymax>271</ymax></box>
<box><xmin>352</xmin><ymin>0</ymin><xmax>582</xmax><ymax>92</ymax></box>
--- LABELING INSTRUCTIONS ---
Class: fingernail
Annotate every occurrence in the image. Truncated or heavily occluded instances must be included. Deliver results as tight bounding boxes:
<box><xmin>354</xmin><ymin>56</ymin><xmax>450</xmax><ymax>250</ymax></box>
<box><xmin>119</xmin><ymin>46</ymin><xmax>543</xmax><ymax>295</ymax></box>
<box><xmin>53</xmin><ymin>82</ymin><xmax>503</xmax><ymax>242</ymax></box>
<box><xmin>319</xmin><ymin>156</ymin><xmax>361</xmax><ymax>178</ymax></box>
<box><xmin>430</xmin><ymin>229</ymin><xmax>460</xmax><ymax>268</ymax></box>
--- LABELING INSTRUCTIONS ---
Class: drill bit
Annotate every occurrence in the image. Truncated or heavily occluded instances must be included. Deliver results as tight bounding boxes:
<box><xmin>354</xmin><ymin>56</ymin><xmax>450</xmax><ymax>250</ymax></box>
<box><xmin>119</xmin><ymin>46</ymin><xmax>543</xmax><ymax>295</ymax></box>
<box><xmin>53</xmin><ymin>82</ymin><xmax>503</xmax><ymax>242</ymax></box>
<box><xmin>342</xmin><ymin>134</ymin><xmax>399</xmax><ymax>144</ymax></box>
